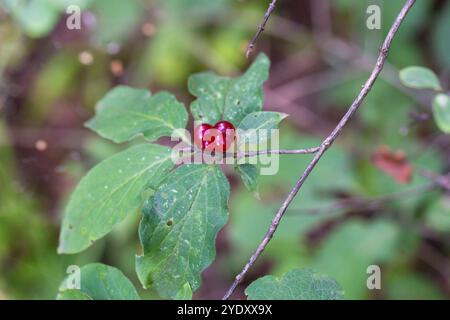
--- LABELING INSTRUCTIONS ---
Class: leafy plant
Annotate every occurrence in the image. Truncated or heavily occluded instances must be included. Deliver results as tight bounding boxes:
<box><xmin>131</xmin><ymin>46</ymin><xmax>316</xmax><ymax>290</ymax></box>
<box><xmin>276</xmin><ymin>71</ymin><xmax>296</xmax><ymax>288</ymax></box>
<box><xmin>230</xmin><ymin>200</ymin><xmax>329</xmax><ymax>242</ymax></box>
<box><xmin>400</xmin><ymin>66</ymin><xmax>450</xmax><ymax>133</ymax></box>
<box><xmin>53</xmin><ymin>0</ymin><xmax>430</xmax><ymax>300</ymax></box>
<box><xmin>245</xmin><ymin>269</ymin><xmax>344</xmax><ymax>300</ymax></box>
<box><xmin>58</xmin><ymin>263</ymin><xmax>140</xmax><ymax>300</ymax></box>
<box><xmin>57</xmin><ymin>53</ymin><xmax>340</xmax><ymax>299</ymax></box>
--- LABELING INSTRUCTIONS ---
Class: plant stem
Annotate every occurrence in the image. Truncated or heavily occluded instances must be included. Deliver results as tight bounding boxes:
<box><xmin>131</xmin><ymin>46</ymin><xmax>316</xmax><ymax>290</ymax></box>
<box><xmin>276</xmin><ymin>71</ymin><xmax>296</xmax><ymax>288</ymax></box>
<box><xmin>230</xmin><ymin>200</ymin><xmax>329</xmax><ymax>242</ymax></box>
<box><xmin>223</xmin><ymin>0</ymin><xmax>417</xmax><ymax>300</ymax></box>
<box><xmin>246</xmin><ymin>0</ymin><xmax>277</xmax><ymax>58</ymax></box>
<box><xmin>177</xmin><ymin>147</ymin><xmax>320</xmax><ymax>157</ymax></box>
<box><xmin>232</xmin><ymin>147</ymin><xmax>320</xmax><ymax>158</ymax></box>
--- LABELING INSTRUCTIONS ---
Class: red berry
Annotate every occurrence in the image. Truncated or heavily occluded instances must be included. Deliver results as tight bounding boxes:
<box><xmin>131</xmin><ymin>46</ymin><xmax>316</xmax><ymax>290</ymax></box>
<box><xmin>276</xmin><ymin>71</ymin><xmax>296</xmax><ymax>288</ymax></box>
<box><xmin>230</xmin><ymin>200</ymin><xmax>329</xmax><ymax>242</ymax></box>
<box><xmin>215</xmin><ymin>121</ymin><xmax>235</xmax><ymax>133</ymax></box>
<box><xmin>194</xmin><ymin>123</ymin><xmax>213</xmax><ymax>150</ymax></box>
<box><xmin>193</xmin><ymin>121</ymin><xmax>236</xmax><ymax>152</ymax></box>
<box><xmin>214</xmin><ymin>121</ymin><xmax>235</xmax><ymax>152</ymax></box>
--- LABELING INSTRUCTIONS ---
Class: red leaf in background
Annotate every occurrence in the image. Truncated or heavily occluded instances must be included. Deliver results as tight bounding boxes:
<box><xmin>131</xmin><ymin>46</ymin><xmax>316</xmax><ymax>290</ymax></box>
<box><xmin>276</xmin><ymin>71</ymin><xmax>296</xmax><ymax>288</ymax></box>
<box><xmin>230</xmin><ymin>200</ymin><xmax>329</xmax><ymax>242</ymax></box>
<box><xmin>371</xmin><ymin>145</ymin><xmax>414</xmax><ymax>184</ymax></box>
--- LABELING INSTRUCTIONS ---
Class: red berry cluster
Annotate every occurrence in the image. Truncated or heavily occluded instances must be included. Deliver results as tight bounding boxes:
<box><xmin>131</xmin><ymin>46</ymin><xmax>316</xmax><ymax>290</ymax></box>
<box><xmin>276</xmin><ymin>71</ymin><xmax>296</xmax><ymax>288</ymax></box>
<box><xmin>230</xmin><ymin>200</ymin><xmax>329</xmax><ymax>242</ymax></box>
<box><xmin>194</xmin><ymin>121</ymin><xmax>236</xmax><ymax>153</ymax></box>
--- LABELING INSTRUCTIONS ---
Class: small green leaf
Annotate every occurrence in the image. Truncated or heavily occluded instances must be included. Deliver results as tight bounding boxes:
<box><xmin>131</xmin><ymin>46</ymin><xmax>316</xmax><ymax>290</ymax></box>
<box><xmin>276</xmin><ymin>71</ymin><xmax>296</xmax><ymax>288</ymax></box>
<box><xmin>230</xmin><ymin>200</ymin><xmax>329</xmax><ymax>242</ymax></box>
<box><xmin>234</xmin><ymin>111</ymin><xmax>287</xmax><ymax>196</ymax></box>
<box><xmin>58</xmin><ymin>263</ymin><xmax>140</xmax><ymax>300</ymax></box>
<box><xmin>58</xmin><ymin>144</ymin><xmax>174</xmax><ymax>254</ymax></box>
<box><xmin>399</xmin><ymin>66</ymin><xmax>442</xmax><ymax>91</ymax></box>
<box><xmin>136</xmin><ymin>164</ymin><xmax>230</xmax><ymax>299</ymax></box>
<box><xmin>245</xmin><ymin>268</ymin><xmax>344</xmax><ymax>300</ymax></box>
<box><xmin>432</xmin><ymin>94</ymin><xmax>450</xmax><ymax>133</ymax></box>
<box><xmin>86</xmin><ymin>86</ymin><xmax>188</xmax><ymax>143</ymax></box>
<box><xmin>3</xmin><ymin>0</ymin><xmax>60</xmax><ymax>38</ymax></box>
<box><xmin>235</xmin><ymin>164</ymin><xmax>260</xmax><ymax>198</ymax></box>
<box><xmin>57</xmin><ymin>290</ymin><xmax>92</xmax><ymax>300</ymax></box>
<box><xmin>238</xmin><ymin>111</ymin><xmax>288</xmax><ymax>148</ymax></box>
<box><xmin>188</xmin><ymin>53</ymin><xmax>270</xmax><ymax>125</ymax></box>
<box><xmin>174</xmin><ymin>282</ymin><xmax>193</xmax><ymax>300</ymax></box>
<box><xmin>188</xmin><ymin>73</ymin><xmax>230</xmax><ymax>125</ymax></box>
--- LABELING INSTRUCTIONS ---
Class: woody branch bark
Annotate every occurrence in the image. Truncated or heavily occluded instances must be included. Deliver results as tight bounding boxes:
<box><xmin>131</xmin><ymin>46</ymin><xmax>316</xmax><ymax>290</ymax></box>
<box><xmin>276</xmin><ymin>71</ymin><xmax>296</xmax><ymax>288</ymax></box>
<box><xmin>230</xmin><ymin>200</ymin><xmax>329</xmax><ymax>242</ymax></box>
<box><xmin>246</xmin><ymin>0</ymin><xmax>277</xmax><ymax>58</ymax></box>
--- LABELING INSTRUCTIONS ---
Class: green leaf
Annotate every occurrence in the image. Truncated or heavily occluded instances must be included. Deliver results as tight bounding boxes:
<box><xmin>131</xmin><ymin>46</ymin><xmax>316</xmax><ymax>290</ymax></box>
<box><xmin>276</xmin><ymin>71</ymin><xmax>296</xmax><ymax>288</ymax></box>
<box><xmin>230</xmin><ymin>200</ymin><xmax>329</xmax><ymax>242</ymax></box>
<box><xmin>136</xmin><ymin>164</ymin><xmax>230</xmax><ymax>299</ymax></box>
<box><xmin>86</xmin><ymin>86</ymin><xmax>188</xmax><ymax>143</ymax></box>
<box><xmin>188</xmin><ymin>73</ymin><xmax>230</xmax><ymax>125</ymax></box>
<box><xmin>58</xmin><ymin>144</ymin><xmax>174</xmax><ymax>254</ymax></box>
<box><xmin>235</xmin><ymin>111</ymin><xmax>287</xmax><ymax>196</ymax></box>
<box><xmin>399</xmin><ymin>66</ymin><xmax>442</xmax><ymax>91</ymax></box>
<box><xmin>58</xmin><ymin>263</ymin><xmax>140</xmax><ymax>300</ymax></box>
<box><xmin>235</xmin><ymin>164</ymin><xmax>260</xmax><ymax>198</ymax></box>
<box><xmin>174</xmin><ymin>282</ymin><xmax>193</xmax><ymax>300</ymax></box>
<box><xmin>188</xmin><ymin>53</ymin><xmax>270</xmax><ymax>125</ymax></box>
<box><xmin>3</xmin><ymin>0</ymin><xmax>60</xmax><ymax>38</ymax></box>
<box><xmin>245</xmin><ymin>268</ymin><xmax>344</xmax><ymax>300</ymax></box>
<box><xmin>4</xmin><ymin>0</ymin><xmax>92</xmax><ymax>38</ymax></box>
<box><xmin>237</xmin><ymin>111</ymin><xmax>288</xmax><ymax>148</ymax></box>
<box><xmin>432</xmin><ymin>94</ymin><xmax>450</xmax><ymax>134</ymax></box>
<box><xmin>57</xmin><ymin>290</ymin><xmax>92</xmax><ymax>300</ymax></box>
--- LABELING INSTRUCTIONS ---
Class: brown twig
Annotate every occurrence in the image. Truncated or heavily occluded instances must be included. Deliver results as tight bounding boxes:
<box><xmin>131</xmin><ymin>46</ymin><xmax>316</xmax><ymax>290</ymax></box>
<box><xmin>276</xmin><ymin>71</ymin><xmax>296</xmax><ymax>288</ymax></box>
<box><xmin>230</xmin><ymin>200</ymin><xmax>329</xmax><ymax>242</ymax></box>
<box><xmin>177</xmin><ymin>146</ymin><xmax>320</xmax><ymax>158</ymax></box>
<box><xmin>223</xmin><ymin>0</ymin><xmax>417</xmax><ymax>300</ymax></box>
<box><xmin>246</xmin><ymin>0</ymin><xmax>277</xmax><ymax>58</ymax></box>
<box><xmin>235</xmin><ymin>147</ymin><xmax>319</xmax><ymax>158</ymax></box>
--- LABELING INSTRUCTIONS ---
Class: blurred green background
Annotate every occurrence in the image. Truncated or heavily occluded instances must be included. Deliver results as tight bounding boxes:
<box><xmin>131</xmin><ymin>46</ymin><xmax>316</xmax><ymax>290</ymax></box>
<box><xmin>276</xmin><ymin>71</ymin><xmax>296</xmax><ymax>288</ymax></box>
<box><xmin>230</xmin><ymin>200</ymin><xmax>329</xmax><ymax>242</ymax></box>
<box><xmin>0</xmin><ymin>0</ymin><xmax>449</xmax><ymax>300</ymax></box>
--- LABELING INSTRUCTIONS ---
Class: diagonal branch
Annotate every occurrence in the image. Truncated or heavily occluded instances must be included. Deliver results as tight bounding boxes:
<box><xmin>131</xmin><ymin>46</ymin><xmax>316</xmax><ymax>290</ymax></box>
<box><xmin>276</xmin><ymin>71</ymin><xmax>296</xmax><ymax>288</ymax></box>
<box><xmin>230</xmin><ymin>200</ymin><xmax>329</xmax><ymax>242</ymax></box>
<box><xmin>223</xmin><ymin>0</ymin><xmax>417</xmax><ymax>300</ymax></box>
<box><xmin>246</xmin><ymin>0</ymin><xmax>278</xmax><ymax>58</ymax></box>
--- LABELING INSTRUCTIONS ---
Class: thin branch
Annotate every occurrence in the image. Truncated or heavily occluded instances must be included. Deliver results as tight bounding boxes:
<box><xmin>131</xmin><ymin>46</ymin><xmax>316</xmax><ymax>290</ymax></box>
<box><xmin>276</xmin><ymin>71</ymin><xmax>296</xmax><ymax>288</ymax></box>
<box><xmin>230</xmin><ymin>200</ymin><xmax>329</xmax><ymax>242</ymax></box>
<box><xmin>246</xmin><ymin>0</ymin><xmax>277</xmax><ymax>58</ymax></box>
<box><xmin>223</xmin><ymin>0</ymin><xmax>417</xmax><ymax>300</ymax></box>
<box><xmin>233</xmin><ymin>147</ymin><xmax>319</xmax><ymax>158</ymax></box>
<box><xmin>177</xmin><ymin>146</ymin><xmax>320</xmax><ymax>158</ymax></box>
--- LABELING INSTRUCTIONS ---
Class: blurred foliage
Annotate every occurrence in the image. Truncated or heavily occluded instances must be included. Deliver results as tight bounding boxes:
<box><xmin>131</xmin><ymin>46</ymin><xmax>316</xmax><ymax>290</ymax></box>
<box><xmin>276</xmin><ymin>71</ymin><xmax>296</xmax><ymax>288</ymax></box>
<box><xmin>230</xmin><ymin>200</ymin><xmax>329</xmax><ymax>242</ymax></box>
<box><xmin>0</xmin><ymin>0</ymin><xmax>449</xmax><ymax>299</ymax></box>
<box><xmin>432</xmin><ymin>1</ymin><xmax>450</xmax><ymax>70</ymax></box>
<box><xmin>0</xmin><ymin>121</ymin><xmax>104</xmax><ymax>299</ymax></box>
